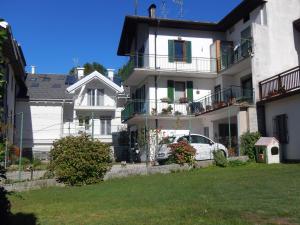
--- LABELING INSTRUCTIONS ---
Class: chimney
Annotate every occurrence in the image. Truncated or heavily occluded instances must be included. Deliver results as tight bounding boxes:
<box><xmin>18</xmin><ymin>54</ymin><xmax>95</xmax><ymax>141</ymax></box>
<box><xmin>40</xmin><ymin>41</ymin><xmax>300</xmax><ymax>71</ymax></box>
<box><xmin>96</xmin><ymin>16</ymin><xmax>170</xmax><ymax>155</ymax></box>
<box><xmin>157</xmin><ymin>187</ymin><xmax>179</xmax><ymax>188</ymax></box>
<box><xmin>148</xmin><ymin>4</ymin><xmax>156</xmax><ymax>18</ymax></box>
<box><xmin>31</xmin><ymin>65</ymin><xmax>36</xmax><ymax>74</ymax></box>
<box><xmin>107</xmin><ymin>69</ymin><xmax>114</xmax><ymax>81</ymax></box>
<box><xmin>76</xmin><ymin>67</ymin><xmax>85</xmax><ymax>80</ymax></box>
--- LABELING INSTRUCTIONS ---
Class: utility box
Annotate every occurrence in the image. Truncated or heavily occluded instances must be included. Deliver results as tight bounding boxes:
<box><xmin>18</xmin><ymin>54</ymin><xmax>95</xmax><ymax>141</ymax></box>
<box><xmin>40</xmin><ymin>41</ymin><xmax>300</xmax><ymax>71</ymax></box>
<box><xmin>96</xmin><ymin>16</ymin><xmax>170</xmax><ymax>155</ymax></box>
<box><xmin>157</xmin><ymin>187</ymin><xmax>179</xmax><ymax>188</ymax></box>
<box><xmin>255</xmin><ymin>137</ymin><xmax>280</xmax><ymax>164</ymax></box>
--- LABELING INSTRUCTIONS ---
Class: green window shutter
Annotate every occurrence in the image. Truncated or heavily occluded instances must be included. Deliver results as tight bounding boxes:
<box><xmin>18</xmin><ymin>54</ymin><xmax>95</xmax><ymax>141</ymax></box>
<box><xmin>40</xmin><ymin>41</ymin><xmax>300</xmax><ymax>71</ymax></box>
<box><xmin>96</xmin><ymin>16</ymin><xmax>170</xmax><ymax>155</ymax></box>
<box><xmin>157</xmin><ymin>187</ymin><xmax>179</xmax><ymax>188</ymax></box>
<box><xmin>186</xmin><ymin>41</ymin><xmax>192</xmax><ymax>63</ymax></box>
<box><xmin>187</xmin><ymin>81</ymin><xmax>193</xmax><ymax>102</ymax></box>
<box><xmin>168</xmin><ymin>40</ymin><xmax>174</xmax><ymax>62</ymax></box>
<box><xmin>167</xmin><ymin>80</ymin><xmax>174</xmax><ymax>102</ymax></box>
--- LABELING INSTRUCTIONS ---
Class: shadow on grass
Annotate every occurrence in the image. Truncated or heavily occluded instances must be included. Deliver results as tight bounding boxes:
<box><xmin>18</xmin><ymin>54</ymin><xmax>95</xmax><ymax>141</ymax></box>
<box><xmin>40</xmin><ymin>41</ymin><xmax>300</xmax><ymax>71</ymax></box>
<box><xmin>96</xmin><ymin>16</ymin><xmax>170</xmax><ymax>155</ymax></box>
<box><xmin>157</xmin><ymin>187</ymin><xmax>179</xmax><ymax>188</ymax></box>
<box><xmin>0</xmin><ymin>187</ymin><xmax>37</xmax><ymax>225</ymax></box>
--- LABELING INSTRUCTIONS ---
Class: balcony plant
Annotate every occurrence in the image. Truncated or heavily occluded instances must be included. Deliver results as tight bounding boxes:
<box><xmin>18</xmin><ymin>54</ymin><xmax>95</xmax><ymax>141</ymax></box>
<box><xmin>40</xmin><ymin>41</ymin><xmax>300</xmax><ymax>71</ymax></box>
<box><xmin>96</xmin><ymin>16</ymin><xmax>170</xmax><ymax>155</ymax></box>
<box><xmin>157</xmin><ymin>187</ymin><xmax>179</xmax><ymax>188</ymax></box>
<box><xmin>161</xmin><ymin>105</ymin><xmax>173</xmax><ymax>115</ymax></box>
<box><xmin>218</xmin><ymin>101</ymin><xmax>227</xmax><ymax>108</ymax></box>
<box><xmin>151</xmin><ymin>108</ymin><xmax>157</xmax><ymax>116</ymax></box>
<box><xmin>206</xmin><ymin>105</ymin><xmax>212</xmax><ymax>111</ymax></box>
<box><xmin>213</xmin><ymin>101</ymin><xmax>220</xmax><ymax>109</ymax></box>
<box><xmin>278</xmin><ymin>85</ymin><xmax>286</xmax><ymax>94</ymax></box>
<box><xmin>229</xmin><ymin>97</ymin><xmax>236</xmax><ymax>104</ymax></box>
<box><xmin>179</xmin><ymin>97</ymin><xmax>188</xmax><ymax>104</ymax></box>
<box><xmin>268</xmin><ymin>89</ymin><xmax>278</xmax><ymax>97</ymax></box>
<box><xmin>174</xmin><ymin>111</ymin><xmax>182</xmax><ymax>116</ymax></box>
<box><xmin>161</xmin><ymin>97</ymin><xmax>171</xmax><ymax>103</ymax></box>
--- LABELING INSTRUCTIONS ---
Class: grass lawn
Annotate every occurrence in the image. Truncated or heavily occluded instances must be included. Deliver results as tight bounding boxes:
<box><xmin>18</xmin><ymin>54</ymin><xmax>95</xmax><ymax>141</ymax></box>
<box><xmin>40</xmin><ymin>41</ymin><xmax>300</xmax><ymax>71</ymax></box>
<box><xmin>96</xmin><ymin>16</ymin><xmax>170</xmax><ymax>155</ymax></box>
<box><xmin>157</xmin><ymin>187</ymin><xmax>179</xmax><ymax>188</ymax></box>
<box><xmin>9</xmin><ymin>163</ymin><xmax>300</xmax><ymax>225</ymax></box>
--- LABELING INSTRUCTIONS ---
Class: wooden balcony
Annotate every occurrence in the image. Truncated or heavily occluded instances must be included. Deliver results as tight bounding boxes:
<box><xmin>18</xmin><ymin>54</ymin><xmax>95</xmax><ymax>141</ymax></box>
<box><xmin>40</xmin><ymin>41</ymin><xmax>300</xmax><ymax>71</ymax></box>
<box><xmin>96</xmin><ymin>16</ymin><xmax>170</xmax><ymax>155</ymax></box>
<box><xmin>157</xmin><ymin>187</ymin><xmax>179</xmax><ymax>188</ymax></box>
<box><xmin>259</xmin><ymin>66</ymin><xmax>300</xmax><ymax>101</ymax></box>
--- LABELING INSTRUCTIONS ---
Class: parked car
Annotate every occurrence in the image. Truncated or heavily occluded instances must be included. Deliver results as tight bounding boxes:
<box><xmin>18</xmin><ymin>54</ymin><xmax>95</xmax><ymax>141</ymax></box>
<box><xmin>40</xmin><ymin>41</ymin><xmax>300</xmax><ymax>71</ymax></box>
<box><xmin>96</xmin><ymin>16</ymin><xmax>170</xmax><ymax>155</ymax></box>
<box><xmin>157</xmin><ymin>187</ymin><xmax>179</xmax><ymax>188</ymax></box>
<box><xmin>156</xmin><ymin>134</ymin><xmax>227</xmax><ymax>164</ymax></box>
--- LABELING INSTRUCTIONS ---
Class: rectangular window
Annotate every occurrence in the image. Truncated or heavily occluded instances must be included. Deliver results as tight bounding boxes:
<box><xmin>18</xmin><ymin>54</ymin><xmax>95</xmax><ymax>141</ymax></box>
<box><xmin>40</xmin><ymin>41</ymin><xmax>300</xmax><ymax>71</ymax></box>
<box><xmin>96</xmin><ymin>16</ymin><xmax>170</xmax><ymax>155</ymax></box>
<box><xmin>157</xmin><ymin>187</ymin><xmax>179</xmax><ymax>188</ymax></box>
<box><xmin>204</xmin><ymin>127</ymin><xmax>209</xmax><ymax>138</ymax></box>
<box><xmin>174</xmin><ymin>81</ymin><xmax>185</xmax><ymax>101</ymax></box>
<box><xmin>174</xmin><ymin>40</ymin><xmax>185</xmax><ymax>62</ymax></box>
<box><xmin>273</xmin><ymin>114</ymin><xmax>288</xmax><ymax>144</ymax></box>
<box><xmin>88</xmin><ymin>89</ymin><xmax>104</xmax><ymax>106</ymax></box>
<box><xmin>97</xmin><ymin>89</ymin><xmax>104</xmax><ymax>106</ymax></box>
<box><xmin>100</xmin><ymin>118</ymin><xmax>112</xmax><ymax>135</ymax></box>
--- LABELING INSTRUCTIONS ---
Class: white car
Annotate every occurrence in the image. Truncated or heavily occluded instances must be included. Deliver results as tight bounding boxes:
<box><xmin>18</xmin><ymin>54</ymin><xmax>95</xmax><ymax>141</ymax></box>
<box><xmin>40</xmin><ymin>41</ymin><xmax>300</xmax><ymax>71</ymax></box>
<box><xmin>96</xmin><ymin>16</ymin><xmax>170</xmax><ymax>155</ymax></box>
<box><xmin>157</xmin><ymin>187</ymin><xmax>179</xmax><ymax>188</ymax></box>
<box><xmin>156</xmin><ymin>134</ymin><xmax>227</xmax><ymax>164</ymax></box>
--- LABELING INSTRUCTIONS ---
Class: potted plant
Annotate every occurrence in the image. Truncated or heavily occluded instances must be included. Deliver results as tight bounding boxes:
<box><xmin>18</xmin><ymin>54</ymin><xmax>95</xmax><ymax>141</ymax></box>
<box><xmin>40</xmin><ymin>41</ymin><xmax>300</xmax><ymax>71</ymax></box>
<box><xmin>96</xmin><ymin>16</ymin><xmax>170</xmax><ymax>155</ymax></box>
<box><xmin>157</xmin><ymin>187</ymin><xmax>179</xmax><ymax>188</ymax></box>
<box><xmin>206</xmin><ymin>105</ymin><xmax>212</xmax><ymax>111</ymax></box>
<box><xmin>161</xmin><ymin>105</ymin><xmax>173</xmax><ymax>115</ymax></box>
<box><xmin>213</xmin><ymin>101</ymin><xmax>219</xmax><ymax>109</ymax></box>
<box><xmin>218</xmin><ymin>101</ymin><xmax>226</xmax><ymax>107</ymax></box>
<box><xmin>229</xmin><ymin>97</ymin><xmax>236</xmax><ymax>104</ymax></box>
<box><xmin>151</xmin><ymin>108</ymin><xmax>157</xmax><ymax>116</ymax></box>
<box><xmin>174</xmin><ymin>111</ymin><xmax>182</xmax><ymax>116</ymax></box>
<box><xmin>161</xmin><ymin>97</ymin><xmax>171</xmax><ymax>103</ymax></box>
<box><xmin>179</xmin><ymin>97</ymin><xmax>188</xmax><ymax>104</ymax></box>
<box><xmin>278</xmin><ymin>85</ymin><xmax>286</xmax><ymax>94</ymax></box>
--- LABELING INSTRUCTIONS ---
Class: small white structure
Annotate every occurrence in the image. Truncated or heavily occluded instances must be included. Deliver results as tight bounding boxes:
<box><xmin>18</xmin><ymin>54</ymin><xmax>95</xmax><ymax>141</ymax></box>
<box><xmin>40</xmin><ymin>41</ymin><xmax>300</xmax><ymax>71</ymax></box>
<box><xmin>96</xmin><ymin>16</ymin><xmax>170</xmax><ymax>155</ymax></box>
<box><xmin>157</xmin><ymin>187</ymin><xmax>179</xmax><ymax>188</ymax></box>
<box><xmin>255</xmin><ymin>137</ymin><xmax>280</xmax><ymax>164</ymax></box>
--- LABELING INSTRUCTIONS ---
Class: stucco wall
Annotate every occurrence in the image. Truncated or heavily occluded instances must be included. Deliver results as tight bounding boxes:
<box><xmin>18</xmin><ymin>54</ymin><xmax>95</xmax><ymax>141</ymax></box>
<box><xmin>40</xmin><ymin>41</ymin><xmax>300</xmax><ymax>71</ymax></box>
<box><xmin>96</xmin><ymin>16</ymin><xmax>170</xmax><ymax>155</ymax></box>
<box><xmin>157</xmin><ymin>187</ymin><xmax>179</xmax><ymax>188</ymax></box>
<box><xmin>264</xmin><ymin>94</ymin><xmax>300</xmax><ymax>161</ymax></box>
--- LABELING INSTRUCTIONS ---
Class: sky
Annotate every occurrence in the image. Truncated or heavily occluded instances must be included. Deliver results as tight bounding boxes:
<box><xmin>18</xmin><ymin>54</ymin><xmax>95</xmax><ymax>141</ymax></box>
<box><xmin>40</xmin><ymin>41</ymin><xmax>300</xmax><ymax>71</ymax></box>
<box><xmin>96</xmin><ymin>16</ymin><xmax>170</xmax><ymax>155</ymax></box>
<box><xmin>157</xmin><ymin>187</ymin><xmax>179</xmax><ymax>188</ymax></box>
<box><xmin>2</xmin><ymin>0</ymin><xmax>242</xmax><ymax>74</ymax></box>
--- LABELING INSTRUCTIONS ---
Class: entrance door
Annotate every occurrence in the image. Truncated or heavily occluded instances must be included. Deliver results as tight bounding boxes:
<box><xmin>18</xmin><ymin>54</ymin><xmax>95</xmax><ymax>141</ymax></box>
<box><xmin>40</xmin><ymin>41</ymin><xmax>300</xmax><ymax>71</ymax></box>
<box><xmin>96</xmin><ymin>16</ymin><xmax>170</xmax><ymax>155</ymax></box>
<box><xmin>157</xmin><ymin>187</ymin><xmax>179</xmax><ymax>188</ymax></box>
<box><xmin>218</xmin><ymin>124</ymin><xmax>238</xmax><ymax>148</ymax></box>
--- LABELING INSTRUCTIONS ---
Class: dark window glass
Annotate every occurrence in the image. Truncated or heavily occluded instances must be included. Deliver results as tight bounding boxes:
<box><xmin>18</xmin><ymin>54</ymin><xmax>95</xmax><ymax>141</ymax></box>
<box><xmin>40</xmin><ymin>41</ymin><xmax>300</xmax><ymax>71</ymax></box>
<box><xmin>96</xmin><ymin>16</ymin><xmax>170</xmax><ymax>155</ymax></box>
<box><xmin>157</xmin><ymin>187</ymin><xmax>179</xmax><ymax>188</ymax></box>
<box><xmin>174</xmin><ymin>41</ymin><xmax>185</xmax><ymax>61</ymax></box>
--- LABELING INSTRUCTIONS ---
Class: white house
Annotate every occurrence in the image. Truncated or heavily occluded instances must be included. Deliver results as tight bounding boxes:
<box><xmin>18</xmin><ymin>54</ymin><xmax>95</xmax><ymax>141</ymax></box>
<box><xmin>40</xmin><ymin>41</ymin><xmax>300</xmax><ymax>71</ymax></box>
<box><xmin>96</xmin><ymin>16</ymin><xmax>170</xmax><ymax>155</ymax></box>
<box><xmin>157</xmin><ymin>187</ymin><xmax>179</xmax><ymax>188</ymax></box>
<box><xmin>0</xmin><ymin>21</ymin><xmax>27</xmax><ymax>152</ymax></box>
<box><xmin>118</xmin><ymin>0</ymin><xmax>300</xmax><ymax>162</ymax></box>
<box><xmin>16</xmin><ymin>68</ymin><xmax>126</xmax><ymax>160</ymax></box>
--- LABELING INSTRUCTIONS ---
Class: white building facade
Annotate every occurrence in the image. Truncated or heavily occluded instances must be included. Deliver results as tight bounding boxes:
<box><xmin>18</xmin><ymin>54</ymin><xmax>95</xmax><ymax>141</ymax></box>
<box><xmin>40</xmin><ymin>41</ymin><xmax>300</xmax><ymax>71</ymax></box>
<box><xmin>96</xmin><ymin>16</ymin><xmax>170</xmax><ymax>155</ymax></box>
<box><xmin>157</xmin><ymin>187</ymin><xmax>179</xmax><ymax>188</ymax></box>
<box><xmin>118</xmin><ymin>0</ymin><xmax>300</xmax><ymax>162</ymax></box>
<box><xmin>16</xmin><ymin>69</ymin><xmax>126</xmax><ymax>160</ymax></box>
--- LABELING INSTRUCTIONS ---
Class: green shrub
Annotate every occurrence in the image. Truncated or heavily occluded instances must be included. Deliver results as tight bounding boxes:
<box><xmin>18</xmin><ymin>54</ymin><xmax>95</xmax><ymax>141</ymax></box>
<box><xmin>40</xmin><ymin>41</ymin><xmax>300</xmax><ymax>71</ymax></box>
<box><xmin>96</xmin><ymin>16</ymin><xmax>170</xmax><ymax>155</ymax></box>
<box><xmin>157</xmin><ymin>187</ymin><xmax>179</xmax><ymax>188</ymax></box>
<box><xmin>49</xmin><ymin>135</ymin><xmax>112</xmax><ymax>186</ymax></box>
<box><xmin>16</xmin><ymin>157</ymin><xmax>31</xmax><ymax>169</ymax></box>
<box><xmin>213</xmin><ymin>150</ymin><xmax>228</xmax><ymax>167</ymax></box>
<box><xmin>32</xmin><ymin>158</ymin><xmax>42</xmax><ymax>168</ymax></box>
<box><xmin>240</xmin><ymin>132</ymin><xmax>261</xmax><ymax>161</ymax></box>
<box><xmin>168</xmin><ymin>141</ymin><xmax>196</xmax><ymax>166</ymax></box>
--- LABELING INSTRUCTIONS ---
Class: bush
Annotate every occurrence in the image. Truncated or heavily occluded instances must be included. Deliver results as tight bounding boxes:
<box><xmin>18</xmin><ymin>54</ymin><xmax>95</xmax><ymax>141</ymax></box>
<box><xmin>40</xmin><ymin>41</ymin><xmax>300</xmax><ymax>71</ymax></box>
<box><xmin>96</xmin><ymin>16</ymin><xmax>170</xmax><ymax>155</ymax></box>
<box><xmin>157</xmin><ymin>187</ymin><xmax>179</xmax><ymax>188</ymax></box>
<box><xmin>168</xmin><ymin>141</ymin><xmax>196</xmax><ymax>166</ymax></box>
<box><xmin>49</xmin><ymin>135</ymin><xmax>112</xmax><ymax>186</ymax></box>
<box><xmin>213</xmin><ymin>150</ymin><xmax>228</xmax><ymax>167</ymax></box>
<box><xmin>16</xmin><ymin>157</ymin><xmax>31</xmax><ymax>169</ymax></box>
<box><xmin>228</xmin><ymin>160</ymin><xmax>247</xmax><ymax>167</ymax></box>
<box><xmin>240</xmin><ymin>132</ymin><xmax>261</xmax><ymax>161</ymax></box>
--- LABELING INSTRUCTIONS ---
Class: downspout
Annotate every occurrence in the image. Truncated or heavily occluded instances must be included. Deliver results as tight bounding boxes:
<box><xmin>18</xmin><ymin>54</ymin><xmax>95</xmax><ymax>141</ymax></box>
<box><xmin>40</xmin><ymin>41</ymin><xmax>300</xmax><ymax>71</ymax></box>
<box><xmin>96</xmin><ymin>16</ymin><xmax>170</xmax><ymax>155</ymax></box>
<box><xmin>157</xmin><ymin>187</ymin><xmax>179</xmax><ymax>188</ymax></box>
<box><xmin>155</xmin><ymin>20</ymin><xmax>160</xmax><ymax>150</ymax></box>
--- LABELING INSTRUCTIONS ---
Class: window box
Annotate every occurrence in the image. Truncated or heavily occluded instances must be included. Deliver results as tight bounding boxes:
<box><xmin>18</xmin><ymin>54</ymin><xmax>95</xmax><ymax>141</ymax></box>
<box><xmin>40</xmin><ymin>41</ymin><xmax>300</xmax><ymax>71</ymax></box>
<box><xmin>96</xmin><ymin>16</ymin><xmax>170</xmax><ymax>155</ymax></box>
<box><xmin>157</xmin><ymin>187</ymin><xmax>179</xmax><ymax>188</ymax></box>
<box><xmin>161</xmin><ymin>105</ymin><xmax>173</xmax><ymax>115</ymax></box>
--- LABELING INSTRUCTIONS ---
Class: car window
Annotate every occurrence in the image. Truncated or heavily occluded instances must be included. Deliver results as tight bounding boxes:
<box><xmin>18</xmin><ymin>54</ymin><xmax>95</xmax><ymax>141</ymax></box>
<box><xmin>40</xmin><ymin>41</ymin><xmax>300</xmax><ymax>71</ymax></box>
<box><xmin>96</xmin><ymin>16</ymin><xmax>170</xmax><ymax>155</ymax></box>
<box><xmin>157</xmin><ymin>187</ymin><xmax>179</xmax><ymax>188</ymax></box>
<box><xmin>159</xmin><ymin>136</ymin><xmax>175</xmax><ymax>145</ymax></box>
<box><xmin>191</xmin><ymin>135</ymin><xmax>211</xmax><ymax>144</ymax></box>
<box><xmin>177</xmin><ymin>136</ymin><xmax>190</xmax><ymax>143</ymax></box>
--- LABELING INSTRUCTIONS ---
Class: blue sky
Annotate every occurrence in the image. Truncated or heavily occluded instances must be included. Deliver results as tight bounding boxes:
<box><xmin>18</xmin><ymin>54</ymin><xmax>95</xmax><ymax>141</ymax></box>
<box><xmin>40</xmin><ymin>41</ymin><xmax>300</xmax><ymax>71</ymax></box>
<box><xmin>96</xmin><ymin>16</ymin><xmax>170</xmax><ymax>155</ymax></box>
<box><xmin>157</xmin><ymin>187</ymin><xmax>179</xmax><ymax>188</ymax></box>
<box><xmin>2</xmin><ymin>0</ymin><xmax>241</xmax><ymax>74</ymax></box>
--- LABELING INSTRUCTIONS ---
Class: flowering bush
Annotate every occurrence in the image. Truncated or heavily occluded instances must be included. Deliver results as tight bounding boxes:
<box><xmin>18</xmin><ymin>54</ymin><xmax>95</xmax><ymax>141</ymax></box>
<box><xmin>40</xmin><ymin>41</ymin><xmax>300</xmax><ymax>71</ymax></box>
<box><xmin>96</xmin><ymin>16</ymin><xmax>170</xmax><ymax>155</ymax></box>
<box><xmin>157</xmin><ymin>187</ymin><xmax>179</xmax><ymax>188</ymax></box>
<box><xmin>168</xmin><ymin>141</ymin><xmax>196</xmax><ymax>166</ymax></box>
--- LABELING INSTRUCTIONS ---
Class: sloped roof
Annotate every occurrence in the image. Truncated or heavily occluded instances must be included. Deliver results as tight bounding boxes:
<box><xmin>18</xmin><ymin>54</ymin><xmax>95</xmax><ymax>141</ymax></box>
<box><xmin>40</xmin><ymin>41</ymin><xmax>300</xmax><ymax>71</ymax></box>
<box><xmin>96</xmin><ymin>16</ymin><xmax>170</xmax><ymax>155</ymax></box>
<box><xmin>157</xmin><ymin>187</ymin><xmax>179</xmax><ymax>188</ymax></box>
<box><xmin>66</xmin><ymin>71</ymin><xmax>123</xmax><ymax>93</ymax></box>
<box><xmin>26</xmin><ymin>73</ymin><xmax>74</xmax><ymax>100</ymax></box>
<box><xmin>255</xmin><ymin>137</ymin><xmax>279</xmax><ymax>146</ymax></box>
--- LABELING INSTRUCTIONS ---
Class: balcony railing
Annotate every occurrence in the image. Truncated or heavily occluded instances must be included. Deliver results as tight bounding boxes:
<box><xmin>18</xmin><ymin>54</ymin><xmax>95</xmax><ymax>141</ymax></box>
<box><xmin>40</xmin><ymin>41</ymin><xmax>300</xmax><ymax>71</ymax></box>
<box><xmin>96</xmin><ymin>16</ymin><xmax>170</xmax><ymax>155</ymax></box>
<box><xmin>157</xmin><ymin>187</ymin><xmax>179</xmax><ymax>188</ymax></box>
<box><xmin>119</xmin><ymin>54</ymin><xmax>217</xmax><ymax>80</ymax></box>
<box><xmin>259</xmin><ymin>66</ymin><xmax>300</xmax><ymax>101</ymax></box>
<box><xmin>121</xmin><ymin>86</ymin><xmax>254</xmax><ymax>122</ymax></box>
<box><xmin>218</xmin><ymin>39</ymin><xmax>252</xmax><ymax>72</ymax></box>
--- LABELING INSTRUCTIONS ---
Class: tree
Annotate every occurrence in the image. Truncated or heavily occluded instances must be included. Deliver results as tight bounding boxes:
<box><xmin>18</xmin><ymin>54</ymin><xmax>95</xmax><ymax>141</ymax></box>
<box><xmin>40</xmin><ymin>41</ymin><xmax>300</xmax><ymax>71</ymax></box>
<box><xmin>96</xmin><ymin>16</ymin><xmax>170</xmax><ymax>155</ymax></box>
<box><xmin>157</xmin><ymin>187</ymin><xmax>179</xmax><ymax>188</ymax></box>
<box><xmin>69</xmin><ymin>62</ymin><xmax>107</xmax><ymax>76</ymax></box>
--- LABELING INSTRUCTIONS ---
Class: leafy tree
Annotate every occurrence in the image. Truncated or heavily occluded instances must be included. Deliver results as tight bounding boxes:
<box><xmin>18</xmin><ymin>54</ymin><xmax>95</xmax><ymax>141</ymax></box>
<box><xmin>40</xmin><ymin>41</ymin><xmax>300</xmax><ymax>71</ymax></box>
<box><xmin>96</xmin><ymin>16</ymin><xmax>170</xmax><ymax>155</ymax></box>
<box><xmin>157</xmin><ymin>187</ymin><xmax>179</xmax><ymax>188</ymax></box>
<box><xmin>69</xmin><ymin>62</ymin><xmax>107</xmax><ymax>76</ymax></box>
<box><xmin>240</xmin><ymin>131</ymin><xmax>261</xmax><ymax>161</ymax></box>
<box><xmin>0</xmin><ymin>19</ymin><xmax>8</xmax><ymax>121</ymax></box>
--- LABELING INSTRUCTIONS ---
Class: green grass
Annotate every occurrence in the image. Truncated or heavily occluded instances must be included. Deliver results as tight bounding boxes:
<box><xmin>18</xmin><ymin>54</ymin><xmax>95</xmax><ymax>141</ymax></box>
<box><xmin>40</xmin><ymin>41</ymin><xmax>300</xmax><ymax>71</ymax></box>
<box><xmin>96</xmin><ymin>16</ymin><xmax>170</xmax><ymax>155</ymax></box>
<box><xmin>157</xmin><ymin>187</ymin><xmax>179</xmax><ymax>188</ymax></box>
<box><xmin>9</xmin><ymin>163</ymin><xmax>300</xmax><ymax>225</ymax></box>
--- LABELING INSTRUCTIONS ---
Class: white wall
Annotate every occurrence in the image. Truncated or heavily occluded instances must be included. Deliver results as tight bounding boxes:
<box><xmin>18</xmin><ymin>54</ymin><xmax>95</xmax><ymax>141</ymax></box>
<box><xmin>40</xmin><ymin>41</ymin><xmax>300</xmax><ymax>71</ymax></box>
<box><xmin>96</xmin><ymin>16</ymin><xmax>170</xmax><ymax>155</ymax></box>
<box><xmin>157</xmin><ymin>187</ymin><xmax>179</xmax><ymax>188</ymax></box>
<box><xmin>264</xmin><ymin>94</ymin><xmax>300</xmax><ymax>161</ymax></box>
<box><xmin>15</xmin><ymin>101</ymin><xmax>63</xmax><ymax>152</ymax></box>
<box><xmin>252</xmin><ymin>0</ymin><xmax>300</xmax><ymax>100</ymax></box>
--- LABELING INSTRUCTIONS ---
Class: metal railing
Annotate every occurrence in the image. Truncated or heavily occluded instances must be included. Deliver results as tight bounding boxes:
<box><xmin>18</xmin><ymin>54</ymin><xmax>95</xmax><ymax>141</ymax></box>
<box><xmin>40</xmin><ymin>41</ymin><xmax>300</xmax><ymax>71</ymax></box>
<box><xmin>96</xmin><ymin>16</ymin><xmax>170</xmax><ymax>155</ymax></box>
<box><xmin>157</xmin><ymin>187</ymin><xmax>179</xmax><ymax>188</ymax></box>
<box><xmin>192</xmin><ymin>86</ymin><xmax>254</xmax><ymax>115</ymax></box>
<box><xmin>218</xmin><ymin>39</ymin><xmax>252</xmax><ymax>72</ymax></box>
<box><xmin>121</xmin><ymin>86</ymin><xmax>254</xmax><ymax>121</ymax></box>
<box><xmin>119</xmin><ymin>54</ymin><xmax>217</xmax><ymax>80</ymax></box>
<box><xmin>259</xmin><ymin>66</ymin><xmax>300</xmax><ymax>100</ymax></box>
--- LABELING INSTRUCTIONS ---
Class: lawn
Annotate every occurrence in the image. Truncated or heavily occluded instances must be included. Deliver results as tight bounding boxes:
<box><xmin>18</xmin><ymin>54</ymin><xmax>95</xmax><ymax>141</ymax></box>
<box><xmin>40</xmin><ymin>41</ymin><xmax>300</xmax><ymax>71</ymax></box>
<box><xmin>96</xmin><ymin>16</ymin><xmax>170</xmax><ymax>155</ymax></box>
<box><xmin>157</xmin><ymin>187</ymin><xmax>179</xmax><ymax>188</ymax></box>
<box><xmin>8</xmin><ymin>163</ymin><xmax>300</xmax><ymax>225</ymax></box>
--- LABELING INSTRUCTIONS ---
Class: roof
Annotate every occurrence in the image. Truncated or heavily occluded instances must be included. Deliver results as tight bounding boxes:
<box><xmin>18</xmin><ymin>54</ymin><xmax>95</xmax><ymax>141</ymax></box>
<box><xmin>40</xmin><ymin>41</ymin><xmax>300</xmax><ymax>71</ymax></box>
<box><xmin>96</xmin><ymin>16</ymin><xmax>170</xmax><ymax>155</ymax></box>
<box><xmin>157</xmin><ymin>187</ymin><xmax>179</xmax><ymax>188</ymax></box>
<box><xmin>117</xmin><ymin>0</ymin><xmax>266</xmax><ymax>55</ymax></box>
<box><xmin>67</xmin><ymin>71</ymin><xmax>123</xmax><ymax>94</ymax></box>
<box><xmin>26</xmin><ymin>73</ymin><xmax>74</xmax><ymax>100</ymax></box>
<box><xmin>255</xmin><ymin>137</ymin><xmax>279</xmax><ymax>146</ymax></box>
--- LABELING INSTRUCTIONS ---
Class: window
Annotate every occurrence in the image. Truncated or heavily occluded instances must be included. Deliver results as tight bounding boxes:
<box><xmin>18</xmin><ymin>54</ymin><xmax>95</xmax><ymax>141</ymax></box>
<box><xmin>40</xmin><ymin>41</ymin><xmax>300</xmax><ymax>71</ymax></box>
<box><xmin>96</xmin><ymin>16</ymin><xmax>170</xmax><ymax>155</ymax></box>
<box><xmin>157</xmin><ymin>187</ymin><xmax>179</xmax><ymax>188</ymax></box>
<box><xmin>79</xmin><ymin>116</ymin><xmax>90</xmax><ymax>130</ymax></box>
<box><xmin>174</xmin><ymin>81</ymin><xmax>185</xmax><ymax>101</ymax></box>
<box><xmin>191</xmin><ymin>135</ymin><xmax>210</xmax><ymax>144</ymax></box>
<box><xmin>273</xmin><ymin>114</ymin><xmax>288</xmax><ymax>144</ymax></box>
<box><xmin>100</xmin><ymin>118</ymin><xmax>112</xmax><ymax>135</ymax></box>
<box><xmin>204</xmin><ymin>127</ymin><xmax>209</xmax><ymax>138</ymax></box>
<box><xmin>88</xmin><ymin>89</ymin><xmax>104</xmax><ymax>106</ymax></box>
<box><xmin>214</xmin><ymin>85</ymin><xmax>221</xmax><ymax>102</ymax></box>
<box><xmin>168</xmin><ymin>40</ymin><xmax>192</xmax><ymax>63</ymax></box>
<box><xmin>174</xmin><ymin>40</ymin><xmax>185</xmax><ymax>61</ymax></box>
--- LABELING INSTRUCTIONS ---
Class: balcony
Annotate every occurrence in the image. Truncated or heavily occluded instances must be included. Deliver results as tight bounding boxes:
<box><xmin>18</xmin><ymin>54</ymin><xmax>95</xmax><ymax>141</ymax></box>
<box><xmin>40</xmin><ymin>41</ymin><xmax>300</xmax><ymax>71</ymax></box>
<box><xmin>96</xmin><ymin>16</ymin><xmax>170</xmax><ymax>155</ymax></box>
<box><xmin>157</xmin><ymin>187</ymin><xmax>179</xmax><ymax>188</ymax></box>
<box><xmin>119</xmin><ymin>54</ymin><xmax>217</xmax><ymax>85</ymax></box>
<box><xmin>218</xmin><ymin>39</ymin><xmax>252</xmax><ymax>75</ymax></box>
<box><xmin>121</xmin><ymin>86</ymin><xmax>254</xmax><ymax>122</ymax></box>
<box><xmin>259</xmin><ymin>66</ymin><xmax>300</xmax><ymax>101</ymax></box>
